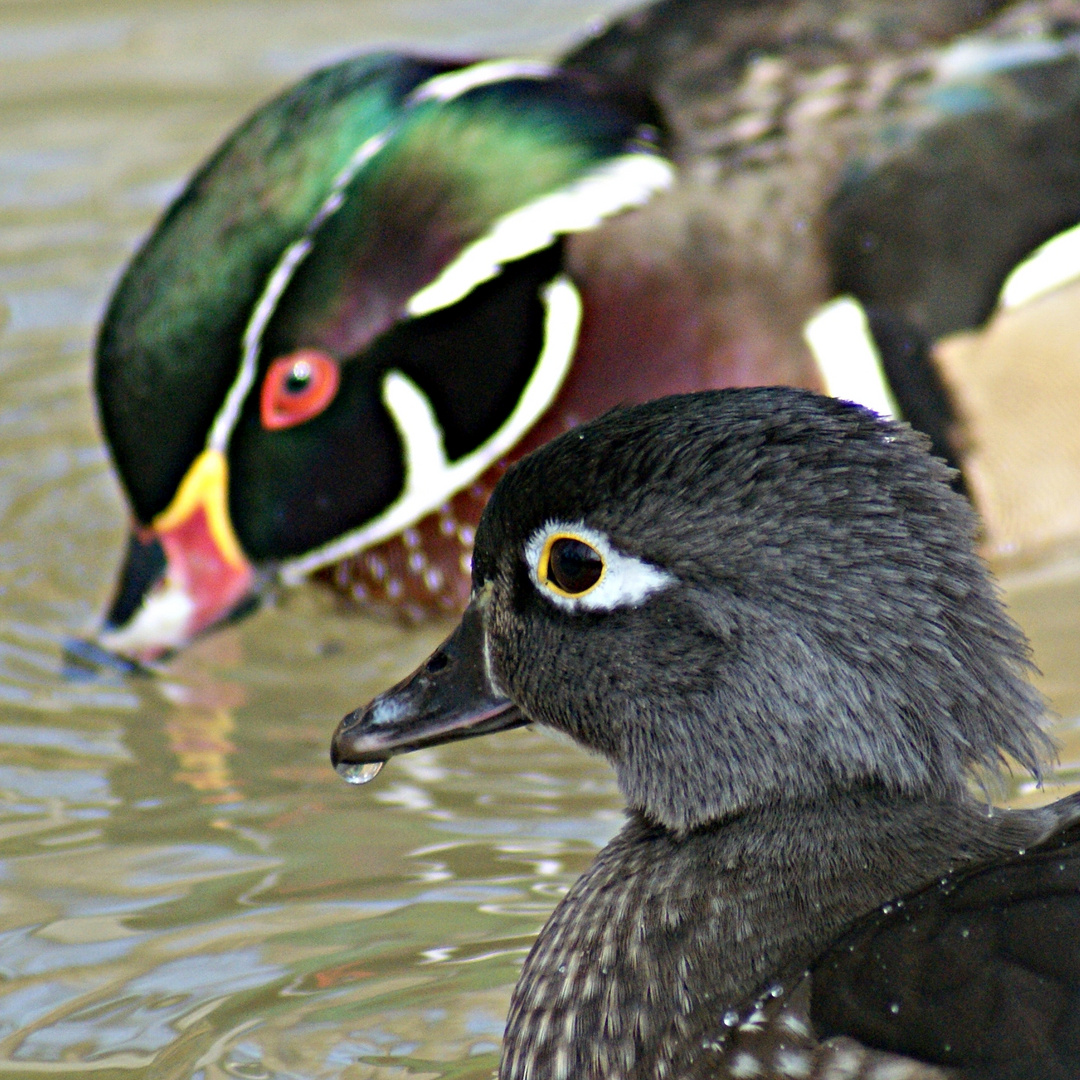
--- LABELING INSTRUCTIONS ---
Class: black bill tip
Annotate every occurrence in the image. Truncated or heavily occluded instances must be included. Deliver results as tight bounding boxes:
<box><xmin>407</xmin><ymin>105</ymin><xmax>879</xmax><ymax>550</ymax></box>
<box><xmin>331</xmin><ymin>598</ymin><xmax>527</xmax><ymax>784</ymax></box>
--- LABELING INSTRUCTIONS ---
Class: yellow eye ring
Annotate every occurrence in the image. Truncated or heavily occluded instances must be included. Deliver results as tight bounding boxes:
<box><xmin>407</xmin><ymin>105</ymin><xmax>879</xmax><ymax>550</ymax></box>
<box><xmin>538</xmin><ymin>533</ymin><xmax>606</xmax><ymax>598</ymax></box>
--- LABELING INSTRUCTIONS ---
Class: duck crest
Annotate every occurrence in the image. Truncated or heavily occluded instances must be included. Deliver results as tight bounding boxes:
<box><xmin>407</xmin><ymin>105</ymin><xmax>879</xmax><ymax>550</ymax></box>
<box><xmin>256</xmin><ymin>63</ymin><xmax>669</xmax><ymax>364</ymax></box>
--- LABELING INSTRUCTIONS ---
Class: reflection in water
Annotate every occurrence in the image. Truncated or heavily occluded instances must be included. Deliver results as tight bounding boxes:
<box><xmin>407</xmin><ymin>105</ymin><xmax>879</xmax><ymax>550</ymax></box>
<box><xmin>159</xmin><ymin>632</ymin><xmax>249</xmax><ymax>803</ymax></box>
<box><xmin>0</xmin><ymin>659</ymin><xmax>624</xmax><ymax>1073</ymax></box>
<box><xmin>166</xmin><ymin>708</ymin><xmax>242</xmax><ymax>802</ymax></box>
<box><xmin>0</xmin><ymin>0</ymin><xmax>1079</xmax><ymax>1076</ymax></box>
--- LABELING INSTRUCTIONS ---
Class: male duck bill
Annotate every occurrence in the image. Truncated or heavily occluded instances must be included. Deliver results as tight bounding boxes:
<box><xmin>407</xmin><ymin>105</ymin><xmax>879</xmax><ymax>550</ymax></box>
<box><xmin>95</xmin><ymin>0</ymin><xmax>1080</xmax><ymax>661</ymax></box>
<box><xmin>332</xmin><ymin>388</ymin><xmax>1080</xmax><ymax>1080</ymax></box>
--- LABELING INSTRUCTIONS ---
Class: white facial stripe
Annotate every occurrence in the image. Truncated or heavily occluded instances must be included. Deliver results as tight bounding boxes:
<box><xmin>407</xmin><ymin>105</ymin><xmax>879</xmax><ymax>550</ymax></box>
<box><xmin>407</xmin><ymin>153</ymin><xmax>675</xmax><ymax>317</ymax></box>
<box><xmin>208</xmin><ymin>235</ymin><xmax>313</xmax><ymax>453</ymax></box>
<box><xmin>524</xmin><ymin>521</ymin><xmax>675</xmax><ymax>613</ymax></box>
<box><xmin>202</xmin><ymin>60</ymin><xmax>670</xmax><ymax>457</ymax></box>
<box><xmin>206</xmin><ymin>129</ymin><xmax>392</xmax><ymax>454</ymax></box>
<box><xmin>803</xmin><ymin>296</ymin><xmax>899</xmax><ymax>419</ymax></box>
<box><xmin>999</xmin><ymin>221</ymin><xmax>1080</xmax><ymax>310</ymax></box>
<box><xmin>278</xmin><ymin>274</ymin><xmax>582</xmax><ymax>583</ymax></box>
<box><xmin>408</xmin><ymin>60</ymin><xmax>556</xmax><ymax>105</ymax></box>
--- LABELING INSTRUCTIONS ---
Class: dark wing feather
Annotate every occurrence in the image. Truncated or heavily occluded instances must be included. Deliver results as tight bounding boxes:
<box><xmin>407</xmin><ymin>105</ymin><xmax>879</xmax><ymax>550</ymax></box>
<box><xmin>811</xmin><ymin>814</ymin><xmax>1080</xmax><ymax>1080</ymax></box>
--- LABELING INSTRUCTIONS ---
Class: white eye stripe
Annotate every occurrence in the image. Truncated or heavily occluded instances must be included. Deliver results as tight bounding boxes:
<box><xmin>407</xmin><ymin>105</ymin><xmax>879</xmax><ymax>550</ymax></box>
<box><xmin>407</xmin><ymin>152</ymin><xmax>674</xmax><ymax>317</ymax></box>
<box><xmin>407</xmin><ymin>60</ymin><xmax>556</xmax><ymax>105</ymax></box>
<box><xmin>524</xmin><ymin>521</ymin><xmax>674</xmax><ymax>612</ymax></box>
<box><xmin>207</xmin><ymin>130</ymin><xmax>392</xmax><ymax>455</ymax></box>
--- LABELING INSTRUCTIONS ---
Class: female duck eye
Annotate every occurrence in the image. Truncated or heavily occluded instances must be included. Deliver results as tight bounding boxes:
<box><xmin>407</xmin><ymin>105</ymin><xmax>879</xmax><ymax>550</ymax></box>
<box><xmin>542</xmin><ymin>536</ymin><xmax>604</xmax><ymax>596</ymax></box>
<box><xmin>260</xmin><ymin>348</ymin><xmax>341</xmax><ymax>431</ymax></box>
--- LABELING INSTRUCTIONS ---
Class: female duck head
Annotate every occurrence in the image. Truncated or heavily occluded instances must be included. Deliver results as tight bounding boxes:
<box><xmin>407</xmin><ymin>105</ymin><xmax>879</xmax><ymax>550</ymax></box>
<box><xmin>451</xmin><ymin>389</ymin><xmax>1048</xmax><ymax>833</ymax></box>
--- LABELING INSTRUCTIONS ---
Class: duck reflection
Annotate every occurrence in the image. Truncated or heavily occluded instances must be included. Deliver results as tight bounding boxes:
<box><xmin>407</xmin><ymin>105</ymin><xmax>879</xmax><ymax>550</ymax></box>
<box><xmin>155</xmin><ymin>629</ymin><xmax>248</xmax><ymax>804</ymax></box>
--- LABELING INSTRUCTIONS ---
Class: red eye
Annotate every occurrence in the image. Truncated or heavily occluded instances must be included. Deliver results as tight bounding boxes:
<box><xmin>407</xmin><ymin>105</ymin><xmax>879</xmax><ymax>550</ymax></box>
<box><xmin>260</xmin><ymin>349</ymin><xmax>341</xmax><ymax>431</ymax></box>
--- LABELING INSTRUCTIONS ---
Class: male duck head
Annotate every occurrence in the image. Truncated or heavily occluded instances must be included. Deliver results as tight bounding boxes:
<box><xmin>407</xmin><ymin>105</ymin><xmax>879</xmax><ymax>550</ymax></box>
<box><xmin>95</xmin><ymin>55</ymin><xmax>677</xmax><ymax>661</ymax></box>
<box><xmin>332</xmin><ymin>389</ymin><xmax>1080</xmax><ymax>1080</ymax></box>
<box><xmin>96</xmin><ymin>1</ymin><xmax>1080</xmax><ymax>662</ymax></box>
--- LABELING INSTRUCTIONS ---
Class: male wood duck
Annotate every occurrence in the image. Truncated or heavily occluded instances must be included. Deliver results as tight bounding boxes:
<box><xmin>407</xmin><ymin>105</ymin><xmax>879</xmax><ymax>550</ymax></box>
<box><xmin>331</xmin><ymin>387</ymin><xmax>1080</xmax><ymax>1080</ymax></box>
<box><xmin>93</xmin><ymin>0</ymin><xmax>1080</xmax><ymax>661</ymax></box>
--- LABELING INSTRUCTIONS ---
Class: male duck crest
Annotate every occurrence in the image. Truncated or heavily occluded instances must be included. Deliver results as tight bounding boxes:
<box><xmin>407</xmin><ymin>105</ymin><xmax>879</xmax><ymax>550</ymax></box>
<box><xmin>332</xmin><ymin>387</ymin><xmax>1080</xmax><ymax>1080</ymax></box>
<box><xmin>94</xmin><ymin>0</ymin><xmax>1080</xmax><ymax>660</ymax></box>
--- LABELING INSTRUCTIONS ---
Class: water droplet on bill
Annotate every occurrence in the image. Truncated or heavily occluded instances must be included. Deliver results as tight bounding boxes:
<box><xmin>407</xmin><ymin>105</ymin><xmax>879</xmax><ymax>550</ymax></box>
<box><xmin>336</xmin><ymin>760</ymin><xmax>385</xmax><ymax>785</ymax></box>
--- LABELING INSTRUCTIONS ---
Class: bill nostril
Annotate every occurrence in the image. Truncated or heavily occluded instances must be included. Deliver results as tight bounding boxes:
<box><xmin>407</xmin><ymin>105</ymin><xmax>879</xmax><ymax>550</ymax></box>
<box><xmin>425</xmin><ymin>652</ymin><xmax>449</xmax><ymax>674</ymax></box>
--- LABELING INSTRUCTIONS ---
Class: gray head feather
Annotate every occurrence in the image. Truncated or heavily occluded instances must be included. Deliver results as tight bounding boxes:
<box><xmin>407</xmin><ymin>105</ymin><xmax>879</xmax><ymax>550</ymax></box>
<box><xmin>473</xmin><ymin>388</ymin><xmax>1051</xmax><ymax>833</ymax></box>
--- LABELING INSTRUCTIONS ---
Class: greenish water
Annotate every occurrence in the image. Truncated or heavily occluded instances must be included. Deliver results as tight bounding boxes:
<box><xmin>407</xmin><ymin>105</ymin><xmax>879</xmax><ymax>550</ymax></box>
<box><xmin>0</xmin><ymin>2</ymin><xmax>1078</xmax><ymax>1076</ymax></box>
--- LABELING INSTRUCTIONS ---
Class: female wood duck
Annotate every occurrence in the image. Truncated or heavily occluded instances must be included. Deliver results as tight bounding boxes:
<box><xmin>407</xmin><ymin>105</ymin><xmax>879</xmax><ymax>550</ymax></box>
<box><xmin>93</xmin><ymin>0</ymin><xmax>1080</xmax><ymax>661</ymax></box>
<box><xmin>331</xmin><ymin>387</ymin><xmax>1080</xmax><ymax>1080</ymax></box>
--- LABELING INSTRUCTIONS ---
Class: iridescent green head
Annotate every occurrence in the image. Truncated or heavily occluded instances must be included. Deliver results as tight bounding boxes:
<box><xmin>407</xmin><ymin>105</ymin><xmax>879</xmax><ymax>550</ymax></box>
<box><xmin>94</xmin><ymin>54</ymin><xmax>672</xmax><ymax>660</ymax></box>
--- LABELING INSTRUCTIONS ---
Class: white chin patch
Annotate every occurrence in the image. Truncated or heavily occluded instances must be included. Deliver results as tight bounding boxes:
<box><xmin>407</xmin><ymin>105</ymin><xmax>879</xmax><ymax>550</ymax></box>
<box><xmin>97</xmin><ymin>580</ymin><xmax>195</xmax><ymax>658</ymax></box>
<box><xmin>524</xmin><ymin>521</ymin><xmax>675</xmax><ymax>613</ymax></box>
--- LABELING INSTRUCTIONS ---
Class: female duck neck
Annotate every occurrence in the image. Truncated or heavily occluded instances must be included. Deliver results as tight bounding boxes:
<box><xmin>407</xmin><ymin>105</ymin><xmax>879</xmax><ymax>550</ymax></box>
<box><xmin>499</xmin><ymin>792</ymin><xmax>1047</xmax><ymax>1080</ymax></box>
